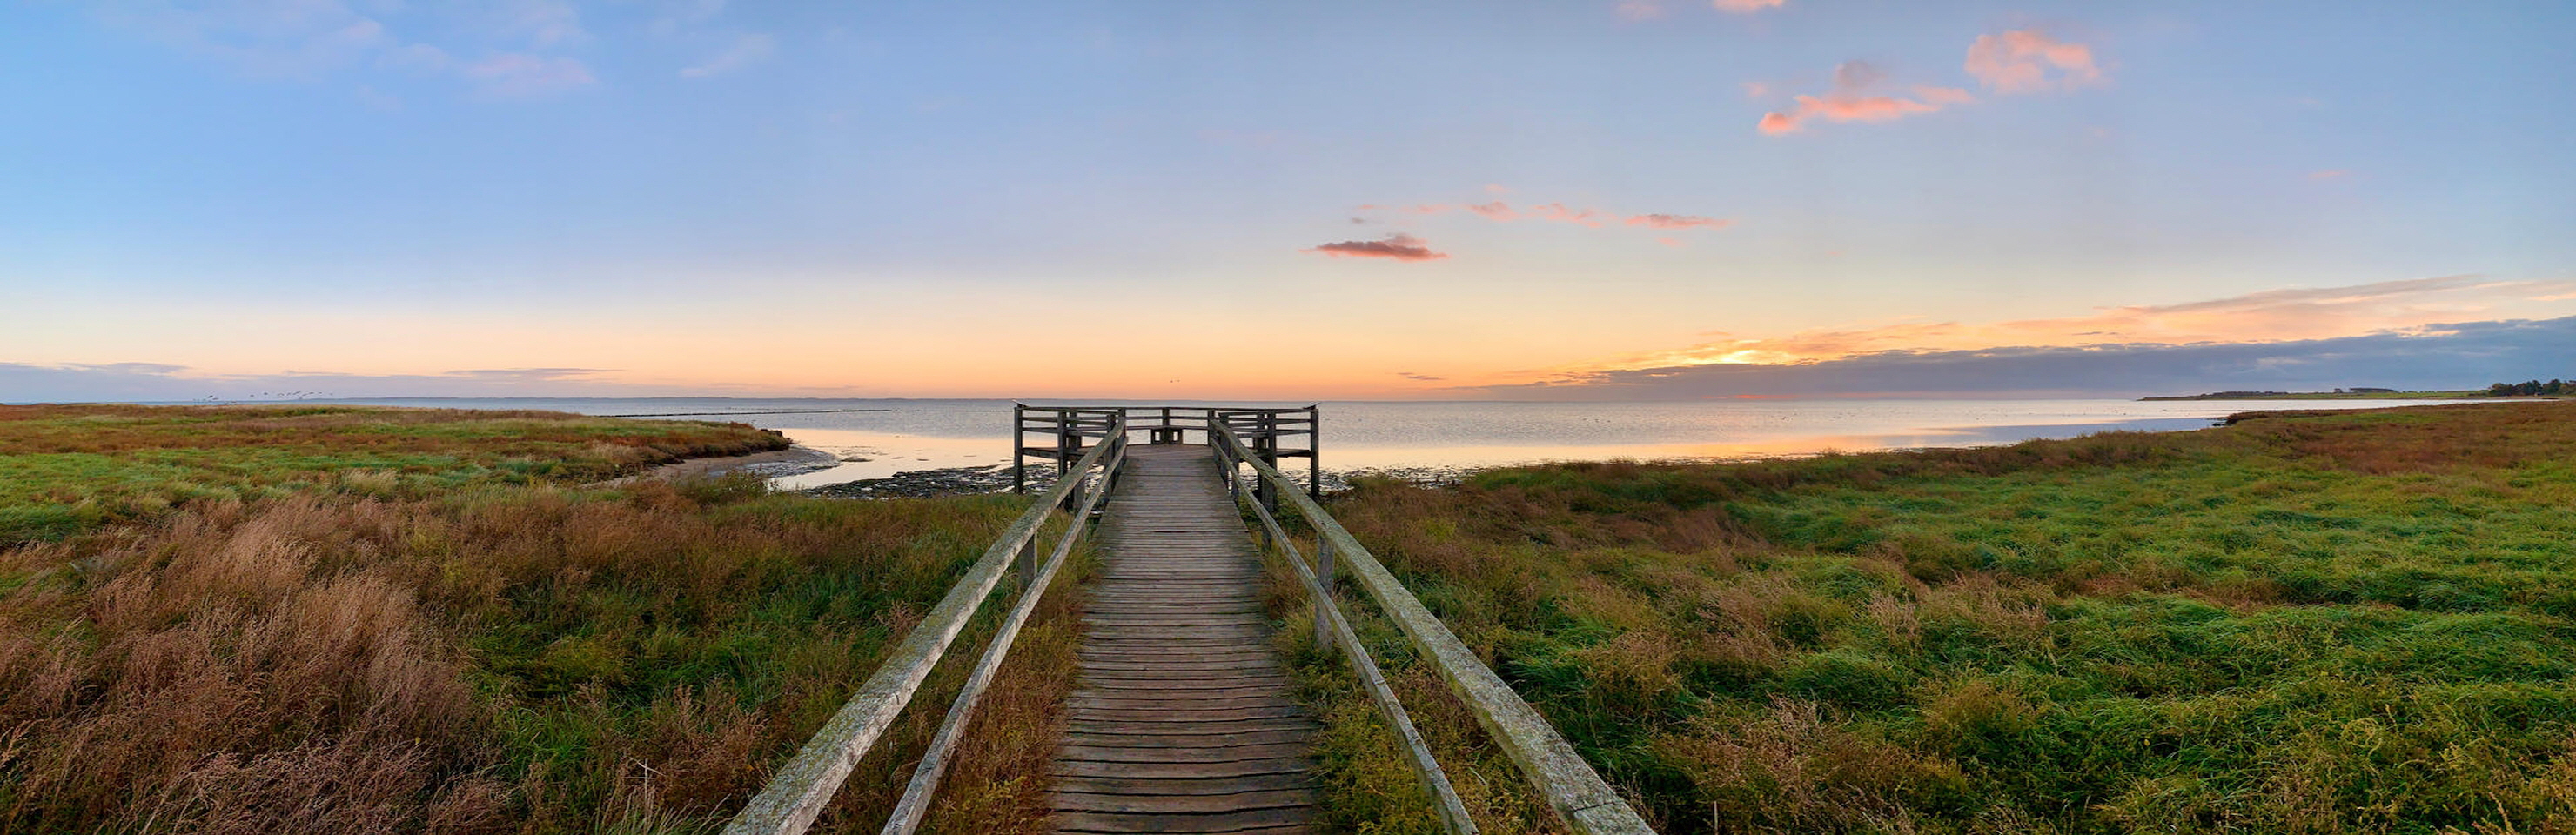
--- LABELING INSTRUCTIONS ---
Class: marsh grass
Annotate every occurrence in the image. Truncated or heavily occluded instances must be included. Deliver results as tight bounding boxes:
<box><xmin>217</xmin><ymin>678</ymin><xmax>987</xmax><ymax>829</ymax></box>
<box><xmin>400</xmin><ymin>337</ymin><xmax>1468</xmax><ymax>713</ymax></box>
<box><xmin>0</xmin><ymin>405</ymin><xmax>1080</xmax><ymax>833</ymax></box>
<box><xmin>0</xmin><ymin>404</ymin><xmax>790</xmax><ymax>544</ymax></box>
<box><xmin>1299</xmin><ymin>401</ymin><xmax>2576</xmax><ymax>834</ymax></box>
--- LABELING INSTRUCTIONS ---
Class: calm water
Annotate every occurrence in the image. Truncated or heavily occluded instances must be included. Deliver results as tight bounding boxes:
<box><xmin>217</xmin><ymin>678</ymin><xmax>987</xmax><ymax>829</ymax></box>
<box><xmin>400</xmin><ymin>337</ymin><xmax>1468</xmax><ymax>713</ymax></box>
<box><xmin>328</xmin><ymin>397</ymin><xmax>2472</xmax><ymax>488</ymax></box>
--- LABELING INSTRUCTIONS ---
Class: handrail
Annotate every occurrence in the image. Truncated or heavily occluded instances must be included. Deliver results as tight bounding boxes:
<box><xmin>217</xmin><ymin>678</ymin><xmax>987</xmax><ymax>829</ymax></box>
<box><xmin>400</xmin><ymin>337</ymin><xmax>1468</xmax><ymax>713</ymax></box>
<box><xmin>723</xmin><ymin>420</ymin><xmax>1129</xmax><ymax>835</ymax></box>
<box><xmin>880</xmin><ymin>430</ymin><xmax>1126</xmax><ymax>835</ymax></box>
<box><xmin>1015</xmin><ymin>403</ymin><xmax>1320</xmax><ymax>497</ymax></box>
<box><xmin>1217</xmin><ymin>433</ymin><xmax>1479</xmax><ymax>835</ymax></box>
<box><xmin>1210</xmin><ymin>423</ymin><xmax>1658</xmax><ymax>835</ymax></box>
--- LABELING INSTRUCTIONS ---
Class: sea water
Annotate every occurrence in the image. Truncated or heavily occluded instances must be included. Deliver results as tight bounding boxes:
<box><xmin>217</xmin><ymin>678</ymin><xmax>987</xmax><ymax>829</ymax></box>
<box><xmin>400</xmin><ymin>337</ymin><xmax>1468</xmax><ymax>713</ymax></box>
<box><xmin>324</xmin><ymin>397</ymin><xmax>2470</xmax><ymax>489</ymax></box>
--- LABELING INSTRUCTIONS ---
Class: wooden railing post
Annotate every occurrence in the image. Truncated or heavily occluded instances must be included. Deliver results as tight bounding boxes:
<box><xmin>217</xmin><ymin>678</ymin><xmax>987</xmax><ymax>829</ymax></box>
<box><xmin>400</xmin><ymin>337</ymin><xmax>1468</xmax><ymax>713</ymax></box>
<box><xmin>1211</xmin><ymin>423</ymin><xmax>1655</xmax><ymax>835</ymax></box>
<box><xmin>1308</xmin><ymin>404</ymin><xmax>1322</xmax><ymax>499</ymax></box>
<box><xmin>1314</xmin><ymin>535</ymin><xmax>1334</xmax><ymax>649</ymax></box>
<box><xmin>1012</xmin><ymin>403</ymin><xmax>1026</xmax><ymax>494</ymax></box>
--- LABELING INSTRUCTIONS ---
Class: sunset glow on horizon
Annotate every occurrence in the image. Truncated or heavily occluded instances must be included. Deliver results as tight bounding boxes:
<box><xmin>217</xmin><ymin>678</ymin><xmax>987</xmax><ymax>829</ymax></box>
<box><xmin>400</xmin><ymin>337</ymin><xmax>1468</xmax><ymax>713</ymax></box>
<box><xmin>4</xmin><ymin>2</ymin><xmax>2570</xmax><ymax>402</ymax></box>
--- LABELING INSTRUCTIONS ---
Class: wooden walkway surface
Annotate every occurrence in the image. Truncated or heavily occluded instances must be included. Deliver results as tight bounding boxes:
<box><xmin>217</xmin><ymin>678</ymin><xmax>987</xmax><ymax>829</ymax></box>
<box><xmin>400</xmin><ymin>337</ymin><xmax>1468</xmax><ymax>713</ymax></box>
<box><xmin>1050</xmin><ymin>444</ymin><xmax>1319</xmax><ymax>834</ymax></box>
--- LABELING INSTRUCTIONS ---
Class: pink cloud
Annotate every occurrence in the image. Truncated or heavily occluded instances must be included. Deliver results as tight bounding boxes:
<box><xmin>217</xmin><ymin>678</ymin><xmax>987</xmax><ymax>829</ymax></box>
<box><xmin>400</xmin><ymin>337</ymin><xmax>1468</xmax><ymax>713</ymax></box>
<box><xmin>1626</xmin><ymin>213</ymin><xmax>1731</xmax><ymax>230</ymax></box>
<box><xmin>1305</xmin><ymin>234</ymin><xmax>1447</xmax><ymax>262</ymax></box>
<box><xmin>2310</xmin><ymin>170</ymin><xmax>2352</xmax><ymax>180</ymax></box>
<box><xmin>1532</xmin><ymin>203</ymin><xmax>1607</xmax><ymax>227</ymax></box>
<box><xmin>1965</xmin><ymin>30</ymin><xmax>2102</xmax><ymax>94</ymax></box>
<box><xmin>1352</xmin><ymin>199</ymin><xmax>1734</xmax><ymax>237</ymax></box>
<box><xmin>1758</xmin><ymin>60</ymin><xmax>1972</xmax><ymax>135</ymax></box>
<box><xmin>1621</xmin><ymin>0</ymin><xmax>1780</xmax><ymax>21</ymax></box>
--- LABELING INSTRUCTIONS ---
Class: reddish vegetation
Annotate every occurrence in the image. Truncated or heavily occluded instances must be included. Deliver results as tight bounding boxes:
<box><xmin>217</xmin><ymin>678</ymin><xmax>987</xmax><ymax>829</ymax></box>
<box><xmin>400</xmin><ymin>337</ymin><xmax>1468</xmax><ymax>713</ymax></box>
<box><xmin>0</xmin><ymin>405</ymin><xmax>1076</xmax><ymax>833</ymax></box>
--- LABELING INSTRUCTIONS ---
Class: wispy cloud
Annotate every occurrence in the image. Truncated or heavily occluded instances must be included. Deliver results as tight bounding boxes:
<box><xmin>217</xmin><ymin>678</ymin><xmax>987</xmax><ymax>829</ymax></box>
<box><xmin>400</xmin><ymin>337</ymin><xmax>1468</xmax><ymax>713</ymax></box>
<box><xmin>1614</xmin><ymin>0</ymin><xmax>1667</xmax><ymax>22</ymax></box>
<box><xmin>2310</xmin><ymin>170</ymin><xmax>2353</xmax><ymax>180</ymax></box>
<box><xmin>1964</xmin><ymin>29</ymin><xmax>2102</xmax><ymax>94</ymax></box>
<box><xmin>1472</xmin><ymin>316</ymin><xmax>2576</xmax><ymax>400</ymax></box>
<box><xmin>0</xmin><ymin>364</ymin><xmax>636</xmax><ymax>403</ymax></box>
<box><xmin>1360</xmin><ymin>199</ymin><xmax>1734</xmax><ymax>233</ymax></box>
<box><xmin>1582</xmin><ymin>275</ymin><xmax>2576</xmax><ymax>371</ymax></box>
<box><xmin>1759</xmin><ymin>60</ymin><xmax>1973</xmax><ymax>135</ymax></box>
<box><xmin>446</xmin><ymin>367</ymin><xmax>621</xmax><ymax>381</ymax></box>
<box><xmin>480</xmin><ymin>0</ymin><xmax>587</xmax><ymax>48</ymax></box>
<box><xmin>463</xmin><ymin>53</ymin><xmax>596</xmax><ymax>97</ymax></box>
<box><xmin>681</xmin><ymin>32</ymin><xmax>774</xmax><ymax>77</ymax></box>
<box><xmin>1305</xmin><ymin>234</ymin><xmax>1448</xmax><ymax>262</ymax></box>
<box><xmin>1619</xmin><ymin>0</ymin><xmax>1781</xmax><ymax>22</ymax></box>
<box><xmin>92</xmin><ymin>0</ymin><xmax>600</xmax><ymax>98</ymax></box>
<box><xmin>1625</xmin><ymin>213</ymin><xmax>1731</xmax><ymax>230</ymax></box>
<box><xmin>1396</xmin><ymin>371</ymin><xmax>1446</xmax><ymax>382</ymax></box>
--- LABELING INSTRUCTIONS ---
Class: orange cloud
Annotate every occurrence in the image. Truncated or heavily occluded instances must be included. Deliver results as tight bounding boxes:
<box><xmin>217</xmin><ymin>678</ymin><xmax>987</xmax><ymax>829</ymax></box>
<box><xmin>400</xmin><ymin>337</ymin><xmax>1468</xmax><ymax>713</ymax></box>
<box><xmin>1305</xmin><ymin>233</ymin><xmax>1447</xmax><ymax>261</ymax></box>
<box><xmin>1965</xmin><ymin>30</ymin><xmax>2101</xmax><ymax>94</ymax></box>
<box><xmin>1578</xmin><ymin>275</ymin><xmax>2576</xmax><ymax>371</ymax></box>
<box><xmin>1759</xmin><ymin>60</ymin><xmax>1971</xmax><ymax>135</ymax></box>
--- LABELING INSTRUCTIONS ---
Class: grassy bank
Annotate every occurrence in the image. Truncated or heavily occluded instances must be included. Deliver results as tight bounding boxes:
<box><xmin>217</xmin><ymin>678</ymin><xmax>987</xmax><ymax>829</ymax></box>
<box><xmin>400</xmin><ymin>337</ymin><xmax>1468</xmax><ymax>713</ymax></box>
<box><xmin>0</xmin><ymin>404</ymin><xmax>1076</xmax><ymax>833</ymax></box>
<box><xmin>2139</xmin><ymin>391</ymin><xmax>2487</xmax><ymax>400</ymax></box>
<box><xmin>1296</xmin><ymin>400</ymin><xmax>2576</xmax><ymax>833</ymax></box>
<box><xmin>0</xmin><ymin>404</ymin><xmax>795</xmax><ymax>544</ymax></box>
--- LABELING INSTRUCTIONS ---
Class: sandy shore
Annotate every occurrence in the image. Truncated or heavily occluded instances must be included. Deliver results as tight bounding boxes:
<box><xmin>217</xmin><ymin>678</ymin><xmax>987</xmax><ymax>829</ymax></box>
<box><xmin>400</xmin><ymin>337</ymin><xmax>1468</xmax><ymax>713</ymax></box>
<box><xmin>594</xmin><ymin>444</ymin><xmax>841</xmax><ymax>486</ymax></box>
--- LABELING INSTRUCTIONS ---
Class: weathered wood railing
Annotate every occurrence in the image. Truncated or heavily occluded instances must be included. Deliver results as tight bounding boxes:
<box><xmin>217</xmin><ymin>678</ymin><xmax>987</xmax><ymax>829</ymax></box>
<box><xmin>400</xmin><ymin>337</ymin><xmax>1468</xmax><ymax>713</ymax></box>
<box><xmin>723</xmin><ymin>421</ymin><xmax>1130</xmax><ymax>835</ymax></box>
<box><xmin>1016</xmin><ymin>403</ymin><xmax>1318</xmax><ymax>496</ymax></box>
<box><xmin>1211</xmin><ymin>421</ymin><xmax>1658</xmax><ymax>835</ymax></box>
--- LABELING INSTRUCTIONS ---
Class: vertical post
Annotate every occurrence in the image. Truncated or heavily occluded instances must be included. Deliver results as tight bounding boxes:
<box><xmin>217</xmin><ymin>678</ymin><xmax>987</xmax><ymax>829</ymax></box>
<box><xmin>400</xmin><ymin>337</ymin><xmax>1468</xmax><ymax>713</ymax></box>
<box><xmin>1055</xmin><ymin>411</ymin><xmax>1071</xmax><ymax>477</ymax></box>
<box><xmin>1256</xmin><ymin>412</ymin><xmax>1279</xmax><ymax>517</ymax></box>
<box><xmin>1314</xmin><ymin>535</ymin><xmax>1335</xmax><ymax>650</ymax></box>
<box><xmin>1308</xmin><ymin>404</ymin><xmax>1322</xmax><ymax>499</ymax></box>
<box><xmin>1016</xmin><ymin>538</ymin><xmax>1037</xmax><ymax>586</ymax></box>
<box><xmin>1013</xmin><ymin>404</ymin><xmax>1026</xmax><ymax>495</ymax></box>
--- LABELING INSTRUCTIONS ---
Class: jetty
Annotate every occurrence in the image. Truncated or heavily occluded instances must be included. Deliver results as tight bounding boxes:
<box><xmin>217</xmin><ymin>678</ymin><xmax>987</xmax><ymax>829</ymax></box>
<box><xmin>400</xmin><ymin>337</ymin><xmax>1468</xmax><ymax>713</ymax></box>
<box><xmin>721</xmin><ymin>405</ymin><xmax>1654</xmax><ymax>835</ymax></box>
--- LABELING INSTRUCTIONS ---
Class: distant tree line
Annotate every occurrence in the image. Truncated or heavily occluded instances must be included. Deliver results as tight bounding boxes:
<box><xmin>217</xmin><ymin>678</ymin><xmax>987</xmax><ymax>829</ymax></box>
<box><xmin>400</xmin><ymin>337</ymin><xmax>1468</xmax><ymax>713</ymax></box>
<box><xmin>2488</xmin><ymin>379</ymin><xmax>2572</xmax><ymax>396</ymax></box>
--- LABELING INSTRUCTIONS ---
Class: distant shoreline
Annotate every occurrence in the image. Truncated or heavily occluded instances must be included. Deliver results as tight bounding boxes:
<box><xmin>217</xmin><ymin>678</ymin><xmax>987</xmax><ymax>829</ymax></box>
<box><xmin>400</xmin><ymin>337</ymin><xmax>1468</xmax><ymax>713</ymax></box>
<box><xmin>2139</xmin><ymin>391</ymin><xmax>2492</xmax><ymax>401</ymax></box>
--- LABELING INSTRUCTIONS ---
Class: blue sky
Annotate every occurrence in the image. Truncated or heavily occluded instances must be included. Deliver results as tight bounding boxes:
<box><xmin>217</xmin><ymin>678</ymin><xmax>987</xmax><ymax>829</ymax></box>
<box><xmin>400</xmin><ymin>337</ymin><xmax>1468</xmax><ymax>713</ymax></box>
<box><xmin>3</xmin><ymin>0</ymin><xmax>2571</xmax><ymax>400</ymax></box>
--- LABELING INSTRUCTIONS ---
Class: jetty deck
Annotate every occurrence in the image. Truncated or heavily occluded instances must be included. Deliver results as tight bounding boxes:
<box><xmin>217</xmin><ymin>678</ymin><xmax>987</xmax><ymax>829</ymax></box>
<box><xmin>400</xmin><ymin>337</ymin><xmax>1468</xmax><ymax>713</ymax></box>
<box><xmin>1051</xmin><ymin>444</ymin><xmax>1319</xmax><ymax>833</ymax></box>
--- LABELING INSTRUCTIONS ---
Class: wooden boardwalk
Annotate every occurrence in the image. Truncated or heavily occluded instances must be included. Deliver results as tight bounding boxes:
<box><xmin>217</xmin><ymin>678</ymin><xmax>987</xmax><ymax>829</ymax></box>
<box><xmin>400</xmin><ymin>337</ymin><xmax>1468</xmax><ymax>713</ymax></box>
<box><xmin>1050</xmin><ymin>444</ymin><xmax>1320</xmax><ymax>834</ymax></box>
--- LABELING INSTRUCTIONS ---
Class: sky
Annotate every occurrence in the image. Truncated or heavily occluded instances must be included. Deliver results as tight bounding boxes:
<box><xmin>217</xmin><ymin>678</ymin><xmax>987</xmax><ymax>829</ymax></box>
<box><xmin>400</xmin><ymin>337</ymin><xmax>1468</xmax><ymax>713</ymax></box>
<box><xmin>3</xmin><ymin>0</ymin><xmax>2572</xmax><ymax>401</ymax></box>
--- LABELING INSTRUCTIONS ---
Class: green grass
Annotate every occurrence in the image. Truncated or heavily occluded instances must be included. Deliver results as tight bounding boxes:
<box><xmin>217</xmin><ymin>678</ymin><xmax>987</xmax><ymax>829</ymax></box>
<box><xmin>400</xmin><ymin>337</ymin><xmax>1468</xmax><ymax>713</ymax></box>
<box><xmin>0</xmin><ymin>404</ymin><xmax>1077</xmax><ymax>834</ymax></box>
<box><xmin>0</xmin><ymin>403</ymin><xmax>792</xmax><ymax>543</ymax></box>
<box><xmin>1302</xmin><ymin>400</ymin><xmax>2576</xmax><ymax>834</ymax></box>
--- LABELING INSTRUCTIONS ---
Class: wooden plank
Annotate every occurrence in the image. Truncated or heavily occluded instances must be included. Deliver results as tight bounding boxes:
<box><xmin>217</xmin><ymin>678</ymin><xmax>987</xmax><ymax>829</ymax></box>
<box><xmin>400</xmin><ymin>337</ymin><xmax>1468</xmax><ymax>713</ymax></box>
<box><xmin>1058</xmin><ymin>742</ymin><xmax>1314</xmax><ymax>764</ymax></box>
<box><xmin>1053</xmin><ymin>789</ymin><xmax>1316</xmax><ymax>814</ymax></box>
<box><xmin>1053</xmin><ymin>806</ymin><xmax>1316</xmax><ymax>832</ymax></box>
<box><xmin>1050</xmin><ymin>757</ymin><xmax>1316</xmax><ymax>780</ymax></box>
<box><xmin>1064</xmin><ymin>705</ymin><xmax>1311</xmax><ymax>723</ymax></box>
<box><xmin>1062</xmin><ymin>729</ymin><xmax>1313</xmax><ymax>749</ymax></box>
<box><xmin>1049</xmin><ymin>443</ymin><xmax>1319</xmax><ymax>834</ymax></box>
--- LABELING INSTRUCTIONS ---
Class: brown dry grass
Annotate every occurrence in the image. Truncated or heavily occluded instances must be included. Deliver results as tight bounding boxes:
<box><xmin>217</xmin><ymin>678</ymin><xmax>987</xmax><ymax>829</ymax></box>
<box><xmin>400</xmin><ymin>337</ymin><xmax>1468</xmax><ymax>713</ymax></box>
<box><xmin>0</xmin><ymin>473</ymin><xmax>1077</xmax><ymax>833</ymax></box>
